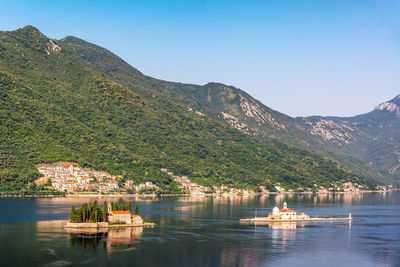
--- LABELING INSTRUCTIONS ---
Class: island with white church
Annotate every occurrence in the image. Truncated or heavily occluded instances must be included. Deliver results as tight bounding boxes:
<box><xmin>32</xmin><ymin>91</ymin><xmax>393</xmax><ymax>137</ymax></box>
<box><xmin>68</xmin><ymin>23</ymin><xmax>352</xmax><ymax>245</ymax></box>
<box><xmin>240</xmin><ymin>202</ymin><xmax>352</xmax><ymax>223</ymax></box>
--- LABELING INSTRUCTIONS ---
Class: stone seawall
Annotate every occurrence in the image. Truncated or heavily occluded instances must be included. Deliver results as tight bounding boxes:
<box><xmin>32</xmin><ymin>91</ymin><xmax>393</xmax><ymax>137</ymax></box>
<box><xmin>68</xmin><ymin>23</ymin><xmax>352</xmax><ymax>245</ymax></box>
<box><xmin>64</xmin><ymin>221</ymin><xmax>156</xmax><ymax>228</ymax></box>
<box><xmin>64</xmin><ymin>222</ymin><xmax>108</xmax><ymax>228</ymax></box>
<box><xmin>239</xmin><ymin>217</ymin><xmax>352</xmax><ymax>223</ymax></box>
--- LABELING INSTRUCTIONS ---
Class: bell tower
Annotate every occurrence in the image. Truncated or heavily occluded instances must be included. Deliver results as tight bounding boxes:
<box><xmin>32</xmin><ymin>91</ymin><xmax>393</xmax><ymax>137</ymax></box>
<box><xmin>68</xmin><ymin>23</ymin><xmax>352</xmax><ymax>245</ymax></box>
<box><xmin>107</xmin><ymin>202</ymin><xmax>112</xmax><ymax>214</ymax></box>
<box><xmin>283</xmin><ymin>202</ymin><xmax>287</xmax><ymax>209</ymax></box>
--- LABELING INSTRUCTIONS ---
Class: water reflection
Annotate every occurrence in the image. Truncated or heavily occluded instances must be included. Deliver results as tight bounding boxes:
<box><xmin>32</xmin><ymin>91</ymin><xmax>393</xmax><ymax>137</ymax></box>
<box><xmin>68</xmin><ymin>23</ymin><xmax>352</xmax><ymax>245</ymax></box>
<box><xmin>271</xmin><ymin>223</ymin><xmax>297</xmax><ymax>250</ymax></box>
<box><xmin>241</xmin><ymin>221</ymin><xmax>299</xmax><ymax>229</ymax></box>
<box><xmin>269</xmin><ymin>222</ymin><xmax>298</xmax><ymax>229</ymax></box>
<box><xmin>2</xmin><ymin>192</ymin><xmax>397</xmax><ymax>266</ymax></box>
<box><xmin>67</xmin><ymin>227</ymin><xmax>143</xmax><ymax>252</ymax></box>
<box><xmin>107</xmin><ymin>227</ymin><xmax>142</xmax><ymax>245</ymax></box>
<box><xmin>25</xmin><ymin>191</ymin><xmax>389</xmax><ymax>215</ymax></box>
<box><xmin>68</xmin><ymin>229</ymin><xmax>108</xmax><ymax>250</ymax></box>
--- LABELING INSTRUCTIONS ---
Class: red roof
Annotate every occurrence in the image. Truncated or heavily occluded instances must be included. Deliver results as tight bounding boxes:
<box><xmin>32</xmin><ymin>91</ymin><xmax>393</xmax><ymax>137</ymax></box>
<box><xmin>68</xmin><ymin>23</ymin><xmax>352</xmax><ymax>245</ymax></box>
<box><xmin>279</xmin><ymin>208</ymin><xmax>296</xmax><ymax>212</ymax></box>
<box><xmin>111</xmin><ymin>211</ymin><xmax>131</xmax><ymax>215</ymax></box>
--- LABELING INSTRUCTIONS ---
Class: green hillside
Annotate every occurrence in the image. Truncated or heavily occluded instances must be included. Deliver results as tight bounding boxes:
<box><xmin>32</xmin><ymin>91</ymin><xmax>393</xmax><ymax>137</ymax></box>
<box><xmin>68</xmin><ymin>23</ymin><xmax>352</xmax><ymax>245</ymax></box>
<box><xmin>59</xmin><ymin>32</ymin><xmax>383</xmax><ymax>184</ymax></box>
<box><xmin>0</xmin><ymin>26</ymin><xmax>373</xmax><ymax>193</ymax></box>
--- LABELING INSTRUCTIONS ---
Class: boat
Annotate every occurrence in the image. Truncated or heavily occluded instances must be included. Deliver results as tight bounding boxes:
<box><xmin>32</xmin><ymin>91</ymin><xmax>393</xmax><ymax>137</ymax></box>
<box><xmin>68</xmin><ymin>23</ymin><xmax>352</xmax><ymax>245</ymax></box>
<box><xmin>239</xmin><ymin>202</ymin><xmax>352</xmax><ymax>223</ymax></box>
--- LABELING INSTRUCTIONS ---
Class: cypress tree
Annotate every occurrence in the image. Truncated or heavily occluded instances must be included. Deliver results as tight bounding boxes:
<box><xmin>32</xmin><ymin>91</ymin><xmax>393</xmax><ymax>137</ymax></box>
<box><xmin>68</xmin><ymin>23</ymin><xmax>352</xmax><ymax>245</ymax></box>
<box><xmin>70</xmin><ymin>205</ymin><xmax>75</xmax><ymax>222</ymax></box>
<box><xmin>134</xmin><ymin>204</ymin><xmax>139</xmax><ymax>215</ymax></box>
<box><xmin>112</xmin><ymin>202</ymin><xmax>117</xmax><ymax>211</ymax></box>
<box><xmin>97</xmin><ymin>206</ymin><xmax>102</xmax><ymax>222</ymax></box>
<box><xmin>82</xmin><ymin>204</ymin><xmax>86</xmax><ymax>222</ymax></box>
<box><xmin>128</xmin><ymin>201</ymin><xmax>132</xmax><ymax>213</ymax></box>
<box><xmin>93</xmin><ymin>201</ymin><xmax>98</xmax><ymax>222</ymax></box>
<box><xmin>75</xmin><ymin>210</ymin><xmax>82</xmax><ymax>223</ymax></box>
<box><xmin>84</xmin><ymin>203</ymin><xmax>88</xmax><ymax>222</ymax></box>
<box><xmin>102</xmin><ymin>201</ymin><xmax>107</xmax><ymax>222</ymax></box>
<box><xmin>90</xmin><ymin>203</ymin><xmax>94</xmax><ymax>222</ymax></box>
<box><xmin>87</xmin><ymin>206</ymin><xmax>89</xmax><ymax>222</ymax></box>
<box><xmin>119</xmin><ymin>202</ymin><xmax>124</xmax><ymax>211</ymax></box>
<box><xmin>89</xmin><ymin>203</ymin><xmax>92</xmax><ymax>222</ymax></box>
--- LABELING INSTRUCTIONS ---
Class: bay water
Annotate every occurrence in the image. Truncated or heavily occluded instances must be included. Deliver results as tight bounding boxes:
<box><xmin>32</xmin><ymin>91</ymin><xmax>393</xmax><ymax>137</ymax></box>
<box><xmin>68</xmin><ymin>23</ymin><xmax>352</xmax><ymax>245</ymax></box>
<box><xmin>0</xmin><ymin>192</ymin><xmax>399</xmax><ymax>266</ymax></box>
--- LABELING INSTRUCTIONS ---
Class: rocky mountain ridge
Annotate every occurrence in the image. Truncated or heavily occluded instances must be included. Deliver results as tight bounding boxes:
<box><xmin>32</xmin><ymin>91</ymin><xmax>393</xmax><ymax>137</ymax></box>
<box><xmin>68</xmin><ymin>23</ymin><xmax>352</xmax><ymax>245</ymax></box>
<box><xmin>53</xmin><ymin>26</ymin><xmax>400</xmax><ymax>184</ymax></box>
<box><xmin>373</xmin><ymin>95</ymin><xmax>400</xmax><ymax>116</ymax></box>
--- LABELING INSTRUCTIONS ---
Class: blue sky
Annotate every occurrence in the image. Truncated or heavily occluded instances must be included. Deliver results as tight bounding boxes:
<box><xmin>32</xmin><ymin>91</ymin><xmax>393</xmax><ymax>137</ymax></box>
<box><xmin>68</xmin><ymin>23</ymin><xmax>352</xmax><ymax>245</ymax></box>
<box><xmin>1</xmin><ymin>0</ymin><xmax>400</xmax><ymax>117</ymax></box>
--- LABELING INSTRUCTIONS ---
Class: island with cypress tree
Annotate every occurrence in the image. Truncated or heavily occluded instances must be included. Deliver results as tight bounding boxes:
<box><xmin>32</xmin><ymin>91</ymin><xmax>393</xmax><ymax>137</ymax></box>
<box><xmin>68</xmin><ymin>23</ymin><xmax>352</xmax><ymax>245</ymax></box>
<box><xmin>64</xmin><ymin>200</ymin><xmax>156</xmax><ymax>228</ymax></box>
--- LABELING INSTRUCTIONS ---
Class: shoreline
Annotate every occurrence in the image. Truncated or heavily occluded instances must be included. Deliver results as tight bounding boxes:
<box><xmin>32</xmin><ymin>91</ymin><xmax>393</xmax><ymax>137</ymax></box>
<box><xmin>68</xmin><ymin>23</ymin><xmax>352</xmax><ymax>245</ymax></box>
<box><xmin>0</xmin><ymin>194</ymin><xmax>65</xmax><ymax>198</ymax></box>
<box><xmin>0</xmin><ymin>189</ymin><xmax>396</xmax><ymax>198</ymax></box>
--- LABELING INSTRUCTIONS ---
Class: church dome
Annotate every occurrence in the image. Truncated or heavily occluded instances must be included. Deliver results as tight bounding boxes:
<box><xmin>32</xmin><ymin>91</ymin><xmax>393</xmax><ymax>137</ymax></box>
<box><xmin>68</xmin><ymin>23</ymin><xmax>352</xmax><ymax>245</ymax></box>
<box><xmin>273</xmin><ymin>207</ymin><xmax>279</xmax><ymax>214</ymax></box>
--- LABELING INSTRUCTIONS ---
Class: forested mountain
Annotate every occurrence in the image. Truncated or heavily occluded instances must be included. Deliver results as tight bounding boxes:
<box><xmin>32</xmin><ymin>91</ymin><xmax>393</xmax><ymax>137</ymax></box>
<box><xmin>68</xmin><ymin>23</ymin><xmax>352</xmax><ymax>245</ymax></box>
<box><xmin>0</xmin><ymin>26</ymin><xmax>375</xmax><ymax>193</ymax></box>
<box><xmin>57</xmin><ymin>28</ymin><xmax>400</xmax><ymax>186</ymax></box>
<box><xmin>302</xmin><ymin>95</ymin><xmax>400</xmax><ymax>184</ymax></box>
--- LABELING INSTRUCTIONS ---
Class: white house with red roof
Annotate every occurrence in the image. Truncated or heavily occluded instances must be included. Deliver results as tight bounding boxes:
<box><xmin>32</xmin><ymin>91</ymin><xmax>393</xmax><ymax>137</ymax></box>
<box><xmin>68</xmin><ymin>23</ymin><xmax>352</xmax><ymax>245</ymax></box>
<box><xmin>62</xmin><ymin>182</ymin><xmax>77</xmax><ymax>189</ymax></box>
<box><xmin>65</xmin><ymin>164</ymin><xmax>74</xmax><ymax>173</ymax></box>
<box><xmin>107</xmin><ymin>203</ymin><xmax>143</xmax><ymax>225</ymax></box>
<box><xmin>125</xmin><ymin>180</ymin><xmax>134</xmax><ymax>188</ymax></box>
<box><xmin>73</xmin><ymin>168</ymin><xmax>86</xmax><ymax>176</ymax></box>
<box><xmin>107</xmin><ymin>182</ymin><xmax>119</xmax><ymax>190</ymax></box>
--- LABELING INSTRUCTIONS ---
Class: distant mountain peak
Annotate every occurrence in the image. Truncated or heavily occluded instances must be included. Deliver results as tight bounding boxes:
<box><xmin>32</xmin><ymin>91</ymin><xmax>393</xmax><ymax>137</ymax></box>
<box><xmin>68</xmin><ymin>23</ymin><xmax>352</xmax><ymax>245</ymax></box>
<box><xmin>374</xmin><ymin>95</ymin><xmax>400</xmax><ymax>117</ymax></box>
<box><xmin>374</xmin><ymin>102</ymin><xmax>398</xmax><ymax>111</ymax></box>
<box><xmin>389</xmin><ymin>94</ymin><xmax>400</xmax><ymax>103</ymax></box>
<box><xmin>5</xmin><ymin>25</ymin><xmax>64</xmax><ymax>56</ymax></box>
<box><xmin>14</xmin><ymin>25</ymin><xmax>44</xmax><ymax>37</ymax></box>
<box><xmin>19</xmin><ymin>25</ymin><xmax>39</xmax><ymax>31</ymax></box>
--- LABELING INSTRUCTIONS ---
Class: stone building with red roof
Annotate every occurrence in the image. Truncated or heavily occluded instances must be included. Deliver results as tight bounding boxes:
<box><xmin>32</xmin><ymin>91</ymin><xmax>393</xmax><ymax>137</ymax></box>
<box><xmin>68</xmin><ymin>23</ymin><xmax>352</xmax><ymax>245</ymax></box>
<box><xmin>107</xmin><ymin>203</ymin><xmax>144</xmax><ymax>225</ymax></box>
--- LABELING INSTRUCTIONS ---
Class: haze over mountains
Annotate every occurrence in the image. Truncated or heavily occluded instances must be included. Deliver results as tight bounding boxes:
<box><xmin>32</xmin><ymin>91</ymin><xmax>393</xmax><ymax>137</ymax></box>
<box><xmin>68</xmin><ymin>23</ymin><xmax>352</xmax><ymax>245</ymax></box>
<box><xmin>0</xmin><ymin>26</ymin><xmax>398</xmax><ymax>193</ymax></box>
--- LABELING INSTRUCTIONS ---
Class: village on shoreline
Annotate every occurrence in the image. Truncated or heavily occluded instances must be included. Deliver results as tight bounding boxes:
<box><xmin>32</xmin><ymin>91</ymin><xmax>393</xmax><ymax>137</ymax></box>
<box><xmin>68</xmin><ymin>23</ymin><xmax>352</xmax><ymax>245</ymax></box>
<box><xmin>35</xmin><ymin>162</ymin><xmax>158</xmax><ymax>194</ymax></box>
<box><xmin>17</xmin><ymin>162</ymin><xmax>394</xmax><ymax>198</ymax></box>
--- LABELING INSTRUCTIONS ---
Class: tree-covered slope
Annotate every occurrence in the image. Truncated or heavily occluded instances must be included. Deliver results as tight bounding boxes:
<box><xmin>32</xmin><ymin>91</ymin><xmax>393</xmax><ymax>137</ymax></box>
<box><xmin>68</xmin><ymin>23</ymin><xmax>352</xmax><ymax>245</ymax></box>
<box><xmin>302</xmin><ymin>95</ymin><xmax>400</xmax><ymax>184</ymax></box>
<box><xmin>0</xmin><ymin>26</ymin><xmax>372</xmax><ymax>192</ymax></box>
<box><xmin>59</xmin><ymin>33</ymin><xmax>383</xmax><ymax>184</ymax></box>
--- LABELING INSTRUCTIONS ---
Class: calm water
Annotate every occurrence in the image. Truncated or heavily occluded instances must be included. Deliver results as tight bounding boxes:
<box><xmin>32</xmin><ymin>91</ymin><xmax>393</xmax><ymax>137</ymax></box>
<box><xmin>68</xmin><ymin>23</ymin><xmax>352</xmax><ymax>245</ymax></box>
<box><xmin>0</xmin><ymin>192</ymin><xmax>399</xmax><ymax>266</ymax></box>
